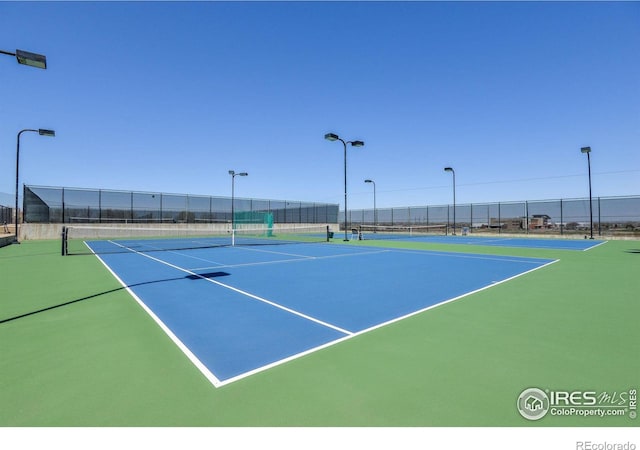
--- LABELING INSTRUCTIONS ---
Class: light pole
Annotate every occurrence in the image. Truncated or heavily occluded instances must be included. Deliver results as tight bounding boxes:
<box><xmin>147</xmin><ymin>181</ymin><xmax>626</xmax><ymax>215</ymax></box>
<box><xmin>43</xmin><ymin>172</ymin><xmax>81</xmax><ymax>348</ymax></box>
<box><xmin>228</xmin><ymin>170</ymin><xmax>248</xmax><ymax>235</ymax></box>
<box><xmin>444</xmin><ymin>167</ymin><xmax>456</xmax><ymax>235</ymax></box>
<box><xmin>1</xmin><ymin>49</ymin><xmax>47</xmax><ymax>69</ymax></box>
<box><xmin>5</xmin><ymin>48</ymin><xmax>50</xmax><ymax>242</ymax></box>
<box><xmin>580</xmin><ymin>147</ymin><xmax>594</xmax><ymax>239</ymax></box>
<box><xmin>325</xmin><ymin>133</ymin><xmax>364</xmax><ymax>241</ymax></box>
<box><xmin>15</xmin><ymin>129</ymin><xmax>55</xmax><ymax>243</ymax></box>
<box><xmin>364</xmin><ymin>179</ymin><xmax>376</xmax><ymax>227</ymax></box>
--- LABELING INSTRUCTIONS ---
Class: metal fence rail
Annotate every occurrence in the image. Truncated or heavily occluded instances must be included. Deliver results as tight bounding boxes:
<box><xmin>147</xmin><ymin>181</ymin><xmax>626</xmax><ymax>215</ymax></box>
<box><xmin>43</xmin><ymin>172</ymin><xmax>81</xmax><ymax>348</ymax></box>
<box><xmin>344</xmin><ymin>195</ymin><xmax>640</xmax><ymax>237</ymax></box>
<box><xmin>24</xmin><ymin>185</ymin><xmax>339</xmax><ymax>225</ymax></box>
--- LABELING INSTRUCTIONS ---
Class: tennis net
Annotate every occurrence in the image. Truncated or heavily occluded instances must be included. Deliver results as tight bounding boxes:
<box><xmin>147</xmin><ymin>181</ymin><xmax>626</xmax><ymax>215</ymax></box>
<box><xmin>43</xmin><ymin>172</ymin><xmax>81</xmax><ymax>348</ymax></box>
<box><xmin>62</xmin><ymin>224</ymin><xmax>330</xmax><ymax>255</ymax></box>
<box><xmin>357</xmin><ymin>224</ymin><xmax>447</xmax><ymax>240</ymax></box>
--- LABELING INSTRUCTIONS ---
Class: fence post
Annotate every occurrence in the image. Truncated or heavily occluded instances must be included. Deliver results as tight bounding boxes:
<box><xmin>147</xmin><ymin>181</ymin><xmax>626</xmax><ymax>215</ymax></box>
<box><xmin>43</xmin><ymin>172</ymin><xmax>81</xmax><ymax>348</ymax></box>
<box><xmin>598</xmin><ymin>197</ymin><xmax>602</xmax><ymax>236</ymax></box>
<box><xmin>447</xmin><ymin>205</ymin><xmax>450</xmax><ymax>235</ymax></box>
<box><xmin>487</xmin><ymin>205</ymin><xmax>490</xmax><ymax>232</ymax></box>
<box><xmin>560</xmin><ymin>198</ymin><xmax>563</xmax><ymax>235</ymax></box>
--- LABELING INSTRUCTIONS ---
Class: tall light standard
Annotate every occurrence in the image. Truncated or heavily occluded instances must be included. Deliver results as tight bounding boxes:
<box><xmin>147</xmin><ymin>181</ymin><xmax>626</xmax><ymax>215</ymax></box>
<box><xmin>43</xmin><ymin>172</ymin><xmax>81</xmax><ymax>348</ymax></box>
<box><xmin>228</xmin><ymin>170</ymin><xmax>248</xmax><ymax>236</ymax></box>
<box><xmin>15</xmin><ymin>129</ymin><xmax>55</xmax><ymax>243</ymax></box>
<box><xmin>444</xmin><ymin>167</ymin><xmax>456</xmax><ymax>235</ymax></box>
<box><xmin>325</xmin><ymin>133</ymin><xmax>364</xmax><ymax>241</ymax></box>
<box><xmin>364</xmin><ymin>179</ymin><xmax>377</xmax><ymax>227</ymax></box>
<box><xmin>581</xmin><ymin>146</ymin><xmax>594</xmax><ymax>239</ymax></box>
<box><xmin>5</xmin><ymin>48</ymin><xmax>49</xmax><ymax>242</ymax></box>
<box><xmin>1</xmin><ymin>49</ymin><xmax>47</xmax><ymax>69</ymax></box>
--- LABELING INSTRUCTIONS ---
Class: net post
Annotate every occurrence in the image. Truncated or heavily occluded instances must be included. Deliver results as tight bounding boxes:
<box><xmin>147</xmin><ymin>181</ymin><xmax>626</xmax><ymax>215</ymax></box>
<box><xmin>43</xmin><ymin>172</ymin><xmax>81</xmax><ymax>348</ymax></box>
<box><xmin>326</xmin><ymin>225</ymin><xmax>329</xmax><ymax>242</ymax></box>
<box><xmin>61</xmin><ymin>226</ymin><xmax>67</xmax><ymax>256</ymax></box>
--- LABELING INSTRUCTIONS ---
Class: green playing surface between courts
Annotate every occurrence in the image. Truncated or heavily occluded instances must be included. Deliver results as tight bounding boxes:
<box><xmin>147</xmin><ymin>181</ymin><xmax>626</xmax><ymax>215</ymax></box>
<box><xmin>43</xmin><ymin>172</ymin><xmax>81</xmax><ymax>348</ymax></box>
<box><xmin>0</xmin><ymin>238</ymin><xmax>638</xmax><ymax>426</ymax></box>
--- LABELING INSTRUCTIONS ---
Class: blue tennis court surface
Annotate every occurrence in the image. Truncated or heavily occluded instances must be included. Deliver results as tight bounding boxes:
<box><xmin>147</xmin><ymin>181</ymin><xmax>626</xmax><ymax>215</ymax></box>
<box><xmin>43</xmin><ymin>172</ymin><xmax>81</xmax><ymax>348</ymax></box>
<box><xmin>91</xmin><ymin>242</ymin><xmax>556</xmax><ymax>387</ymax></box>
<box><xmin>358</xmin><ymin>233</ymin><xmax>605</xmax><ymax>251</ymax></box>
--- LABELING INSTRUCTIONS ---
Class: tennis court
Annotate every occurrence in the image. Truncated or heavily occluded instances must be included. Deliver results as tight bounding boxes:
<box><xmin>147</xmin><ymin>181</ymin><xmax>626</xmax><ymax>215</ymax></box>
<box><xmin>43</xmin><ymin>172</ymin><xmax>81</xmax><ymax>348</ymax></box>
<box><xmin>361</xmin><ymin>233</ymin><xmax>605</xmax><ymax>250</ymax></box>
<box><xmin>83</xmin><ymin>233</ymin><xmax>555</xmax><ymax>386</ymax></box>
<box><xmin>1</xmin><ymin>233</ymin><xmax>638</xmax><ymax>427</ymax></box>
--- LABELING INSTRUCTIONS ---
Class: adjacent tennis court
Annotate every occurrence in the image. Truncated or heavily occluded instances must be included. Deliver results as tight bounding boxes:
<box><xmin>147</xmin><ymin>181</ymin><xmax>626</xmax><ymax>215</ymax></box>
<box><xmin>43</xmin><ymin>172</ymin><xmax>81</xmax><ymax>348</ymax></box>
<box><xmin>361</xmin><ymin>233</ymin><xmax>605</xmax><ymax>250</ymax></box>
<box><xmin>355</xmin><ymin>224</ymin><xmax>606</xmax><ymax>250</ymax></box>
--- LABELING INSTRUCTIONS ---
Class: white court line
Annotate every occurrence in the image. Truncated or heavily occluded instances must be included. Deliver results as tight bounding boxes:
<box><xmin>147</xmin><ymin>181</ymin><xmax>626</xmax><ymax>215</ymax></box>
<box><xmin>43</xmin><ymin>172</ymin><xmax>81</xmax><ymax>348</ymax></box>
<box><xmin>110</xmin><ymin>240</ymin><xmax>229</xmax><ymax>266</ymax></box>
<box><xmin>466</xmin><ymin>237</ymin><xmax>518</xmax><ymax>245</ymax></box>
<box><xmin>464</xmin><ymin>237</ymin><xmax>608</xmax><ymax>251</ymax></box>
<box><xmin>189</xmin><ymin>257</ymin><xmax>313</xmax><ymax>272</ymax></box>
<box><xmin>583</xmin><ymin>240</ymin><xmax>608</xmax><ymax>252</ymax></box>
<box><xmin>233</xmin><ymin>245</ymin><xmax>320</xmax><ymax>259</ymax></box>
<box><xmin>162</xmin><ymin>250</ymin><xmax>226</xmax><ymax>265</ymax></box>
<box><xmin>189</xmin><ymin>248</ymin><xmax>391</xmax><ymax>271</ymax></box>
<box><xmin>212</xmin><ymin>244</ymin><xmax>390</xmax><ymax>261</ymax></box>
<box><xmin>412</xmin><ymin>235</ymin><xmax>607</xmax><ymax>251</ymax></box>
<box><xmin>378</xmin><ymin>246</ymin><xmax>551</xmax><ymax>265</ymax></box>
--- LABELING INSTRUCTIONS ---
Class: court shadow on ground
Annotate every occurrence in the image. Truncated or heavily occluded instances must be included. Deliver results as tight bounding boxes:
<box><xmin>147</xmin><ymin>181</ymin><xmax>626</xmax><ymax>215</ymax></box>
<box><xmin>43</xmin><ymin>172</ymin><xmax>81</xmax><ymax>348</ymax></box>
<box><xmin>0</xmin><ymin>272</ymin><xmax>230</xmax><ymax>325</ymax></box>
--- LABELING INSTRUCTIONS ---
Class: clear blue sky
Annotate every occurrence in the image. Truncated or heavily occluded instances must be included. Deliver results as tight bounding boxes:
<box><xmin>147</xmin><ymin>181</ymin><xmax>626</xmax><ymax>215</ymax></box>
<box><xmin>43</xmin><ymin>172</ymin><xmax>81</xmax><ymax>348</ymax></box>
<box><xmin>1</xmin><ymin>1</ymin><xmax>639</xmax><ymax>210</ymax></box>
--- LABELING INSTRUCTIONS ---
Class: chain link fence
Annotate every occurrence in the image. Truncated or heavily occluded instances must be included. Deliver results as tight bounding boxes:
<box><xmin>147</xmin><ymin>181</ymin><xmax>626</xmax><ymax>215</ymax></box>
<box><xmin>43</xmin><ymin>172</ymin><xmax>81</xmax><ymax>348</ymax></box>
<box><xmin>17</xmin><ymin>186</ymin><xmax>640</xmax><ymax>237</ymax></box>
<box><xmin>1</xmin><ymin>205</ymin><xmax>13</xmax><ymax>231</ymax></box>
<box><xmin>344</xmin><ymin>196</ymin><xmax>640</xmax><ymax>237</ymax></box>
<box><xmin>23</xmin><ymin>185</ymin><xmax>339</xmax><ymax>225</ymax></box>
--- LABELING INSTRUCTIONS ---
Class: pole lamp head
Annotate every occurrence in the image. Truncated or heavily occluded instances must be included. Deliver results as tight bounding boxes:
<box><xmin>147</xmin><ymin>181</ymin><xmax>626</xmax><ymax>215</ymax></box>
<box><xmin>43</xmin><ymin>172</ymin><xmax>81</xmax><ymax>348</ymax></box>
<box><xmin>15</xmin><ymin>49</ymin><xmax>47</xmax><ymax>69</ymax></box>
<box><xmin>581</xmin><ymin>146</ymin><xmax>591</xmax><ymax>154</ymax></box>
<box><xmin>238</xmin><ymin>172</ymin><xmax>248</xmax><ymax>177</ymax></box>
<box><xmin>364</xmin><ymin>179</ymin><xmax>373</xmax><ymax>184</ymax></box>
<box><xmin>444</xmin><ymin>167</ymin><xmax>454</xmax><ymax>173</ymax></box>
<box><xmin>324</xmin><ymin>133</ymin><xmax>339</xmax><ymax>142</ymax></box>
<box><xmin>38</xmin><ymin>129</ymin><xmax>55</xmax><ymax>137</ymax></box>
<box><xmin>350</xmin><ymin>140</ymin><xmax>364</xmax><ymax>147</ymax></box>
